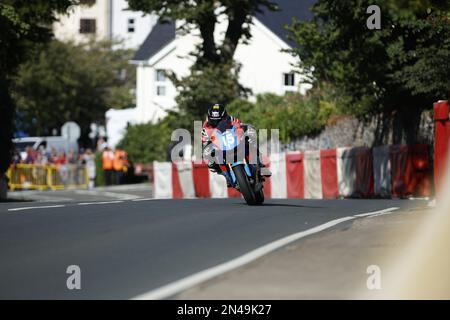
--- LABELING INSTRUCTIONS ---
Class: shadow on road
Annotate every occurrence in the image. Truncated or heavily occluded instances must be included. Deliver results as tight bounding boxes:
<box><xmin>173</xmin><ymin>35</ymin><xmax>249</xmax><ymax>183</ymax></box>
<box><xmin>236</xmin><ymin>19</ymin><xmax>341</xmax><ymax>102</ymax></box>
<box><xmin>0</xmin><ymin>198</ymin><xmax>33</xmax><ymax>203</ymax></box>
<box><xmin>233</xmin><ymin>202</ymin><xmax>324</xmax><ymax>209</ymax></box>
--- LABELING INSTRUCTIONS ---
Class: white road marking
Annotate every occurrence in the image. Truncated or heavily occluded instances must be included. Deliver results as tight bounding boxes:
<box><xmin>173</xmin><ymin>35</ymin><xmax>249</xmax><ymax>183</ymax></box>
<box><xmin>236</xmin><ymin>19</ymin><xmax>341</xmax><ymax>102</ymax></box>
<box><xmin>8</xmin><ymin>205</ymin><xmax>66</xmax><ymax>212</ymax></box>
<box><xmin>131</xmin><ymin>207</ymin><xmax>400</xmax><ymax>300</ymax></box>
<box><xmin>77</xmin><ymin>201</ymin><xmax>124</xmax><ymax>205</ymax></box>
<box><xmin>408</xmin><ymin>197</ymin><xmax>429</xmax><ymax>201</ymax></box>
<box><xmin>353</xmin><ymin>207</ymin><xmax>399</xmax><ymax>218</ymax></box>
<box><xmin>131</xmin><ymin>198</ymin><xmax>157</xmax><ymax>202</ymax></box>
<box><xmin>73</xmin><ymin>190</ymin><xmax>141</xmax><ymax>200</ymax></box>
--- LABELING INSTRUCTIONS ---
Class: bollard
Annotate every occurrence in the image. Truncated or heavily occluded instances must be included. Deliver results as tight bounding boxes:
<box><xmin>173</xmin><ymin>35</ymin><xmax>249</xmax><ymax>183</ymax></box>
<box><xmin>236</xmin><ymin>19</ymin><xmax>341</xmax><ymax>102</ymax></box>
<box><xmin>433</xmin><ymin>100</ymin><xmax>450</xmax><ymax>194</ymax></box>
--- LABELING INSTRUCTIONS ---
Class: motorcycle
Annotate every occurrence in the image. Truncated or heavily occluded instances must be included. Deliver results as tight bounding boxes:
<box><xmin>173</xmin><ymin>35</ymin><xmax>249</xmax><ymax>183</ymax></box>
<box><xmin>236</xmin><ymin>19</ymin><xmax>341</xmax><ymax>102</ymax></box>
<box><xmin>208</xmin><ymin>121</ymin><xmax>267</xmax><ymax>205</ymax></box>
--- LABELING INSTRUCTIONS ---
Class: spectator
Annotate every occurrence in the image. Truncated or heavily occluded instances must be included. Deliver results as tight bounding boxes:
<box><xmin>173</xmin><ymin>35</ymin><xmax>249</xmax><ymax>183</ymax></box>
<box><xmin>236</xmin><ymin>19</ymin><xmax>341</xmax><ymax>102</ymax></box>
<box><xmin>36</xmin><ymin>145</ymin><xmax>49</xmax><ymax>165</ymax></box>
<box><xmin>83</xmin><ymin>149</ymin><xmax>96</xmax><ymax>189</ymax></box>
<box><xmin>97</xmin><ymin>137</ymin><xmax>108</xmax><ymax>152</ymax></box>
<box><xmin>113</xmin><ymin>149</ymin><xmax>129</xmax><ymax>185</ymax></box>
<box><xmin>67</xmin><ymin>149</ymin><xmax>77</xmax><ymax>164</ymax></box>
<box><xmin>12</xmin><ymin>150</ymin><xmax>21</xmax><ymax>165</ymax></box>
<box><xmin>49</xmin><ymin>147</ymin><xmax>58</xmax><ymax>164</ymax></box>
<box><xmin>24</xmin><ymin>146</ymin><xmax>35</xmax><ymax>164</ymax></box>
<box><xmin>102</xmin><ymin>147</ymin><xmax>114</xmax><ymax>186</ymax></box>
<box><xmin>53</xmin><ymin>151</ymin><xmax>67</xmax><ymax>165</ymax></box>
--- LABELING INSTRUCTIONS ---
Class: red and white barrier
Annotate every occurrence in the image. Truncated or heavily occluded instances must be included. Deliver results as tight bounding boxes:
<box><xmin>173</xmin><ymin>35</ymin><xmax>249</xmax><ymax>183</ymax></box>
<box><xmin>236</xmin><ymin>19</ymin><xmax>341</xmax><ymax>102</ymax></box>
<box><xmin>175</xmin><ymin>161</ymin><xmax>196</xmax><ymax>198</ymax></box>
<box><xmin>320</xmin><ymin>149</ymin><xmax>338</xmax><ymax>199</ymax></box>
<box><xmin>433</xmin><ymin>100</ymin><xmax>450</xmax><ymax>193</ymax></box>
<box><xmin>337</xmin><ymin>147</ymin><xmax>356</xmax><ymax>198</ymax></box>
<box><xmin>373</xmin><ymin>145</ymin><xmax>391</xmax><ymax>197</ymax></box>
<box><xmin>269</xmin><ymin>153</ymin><xmax>287</xmax><ymax>198</ymax></box>
<box><xmin>209</xmin><ymin>170</ymin><xmax>228</xmax><ymax>198</ymax></box>
<box><xmin>286</xmin><ymin>152</ymin><xmax>304</xmax><ymax>198</ymax></box>
<box><xmin>304</xmin><ymin>150</ymin><xmax>322</xmax><ymax>199</ymax></box>
<box><xmin>153</xmin><ymin>162</ymin><xmax>173</xmax><ymax>198</ymax></box>
<box><xmin>153</xmin><ymin>145</ymin><xmax>431</xmax><ymax>200</ymax></box>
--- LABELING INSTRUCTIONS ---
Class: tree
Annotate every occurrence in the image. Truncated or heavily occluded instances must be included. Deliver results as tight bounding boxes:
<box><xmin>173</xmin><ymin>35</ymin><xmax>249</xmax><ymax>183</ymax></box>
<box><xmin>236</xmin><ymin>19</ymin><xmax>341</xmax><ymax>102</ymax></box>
<box><xmin>127</xmin><ymin>0</ymin><xmax>277</xmax><ymax>65</ymax></box>
<box><xmin>287</xmin><ymin>0</ymin><xmax>450</xmax><ymax>143</ymax></box>
<box><xmin>127</xmin><ymin>0</ymin><xmax>278</xmax><ymax>116</ymax></box>
<box><xmin>0</xmin><ymin>0</ymin><xmax>76</xmax><ymax>185</ymax></box>
<box><xmin>171</xmin><ymin>61</ymin><xmax>250</xmax><ymax>119</ymax></box>
<box><xmin>117</xmin><ymin>111</ymin><xmax>191</xmax><ymax>163</ymax></box>
<box><xmin>13</xmin><ymin>40</ymin><xmax>136</xmax><ymax>142</ymax></box>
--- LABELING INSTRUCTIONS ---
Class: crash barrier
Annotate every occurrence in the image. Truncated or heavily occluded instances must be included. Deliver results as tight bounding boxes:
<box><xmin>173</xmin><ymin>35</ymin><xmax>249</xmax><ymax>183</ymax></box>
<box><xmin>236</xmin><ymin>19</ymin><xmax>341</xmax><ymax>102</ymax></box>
<box><xmin>7</xmin><ymin>164</ymin><xmax>89</xmax><ymax>191</ymax></box>
<box><xmin>152</xmin><ymin>144</ymin><xmax>432</xmax><ymax>199</ymax></box>
<box><xmin>434</xmin><ymin>100</ymin><xmax>450</xmax><ymax>194</ymax></box>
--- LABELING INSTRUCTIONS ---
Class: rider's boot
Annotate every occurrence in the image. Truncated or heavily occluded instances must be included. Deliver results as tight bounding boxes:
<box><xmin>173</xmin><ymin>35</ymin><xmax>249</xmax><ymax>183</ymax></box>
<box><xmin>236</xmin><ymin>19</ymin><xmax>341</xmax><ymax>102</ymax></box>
<box><xmin>222</xmin><ymin>173</ymin><xmax>232</xmax><ymax>188</ymax></box>
<box><xmin>209</xmin><ymin>161</ymin><xmax>232</xmax><ymax>187</ymax></box>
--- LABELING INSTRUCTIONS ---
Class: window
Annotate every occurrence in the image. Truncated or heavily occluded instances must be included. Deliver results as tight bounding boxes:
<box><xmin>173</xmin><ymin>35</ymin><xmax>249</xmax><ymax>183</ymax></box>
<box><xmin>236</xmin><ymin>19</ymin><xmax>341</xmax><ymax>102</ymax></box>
<box><xmin>155</xmin><ymin>69</ymin><xmax>167</xmax><ymax>96</ymax></box>
<box><xmin>156</xmin><ymin>69</ymin><xmax>166</xmax><ymax>82</ymax></box>
<box><xmin>157</xmin><ymin>86</ymin><xmax>166</xmax><ymax>96</ymax></box>
<box><xmin>79</xmin><ymin>19</ymin><xmax>96</xmax><ymax>34</ymax></box>
<box><xmin>127</xmin><ymin>18</ymin><xmax>135</xmax><ymax>33</ymax></box>
<box><xmin>283</xmin><ymin>73</ymin><xmax>295</xmax><ymax>87</ymax></box>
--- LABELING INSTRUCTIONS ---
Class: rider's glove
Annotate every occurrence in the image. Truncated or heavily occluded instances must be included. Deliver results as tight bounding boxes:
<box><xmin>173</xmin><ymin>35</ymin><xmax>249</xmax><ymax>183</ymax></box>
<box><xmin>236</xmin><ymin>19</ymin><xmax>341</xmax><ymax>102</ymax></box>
<box><xmin>246</xmin><ymin>125</ymin><xmax>257</xmax><ymax>144</ymax></box>
<box><xmin>203</xmin><ymin>143</ymin><xmax>215</xmax><ymax>164</ymax></box>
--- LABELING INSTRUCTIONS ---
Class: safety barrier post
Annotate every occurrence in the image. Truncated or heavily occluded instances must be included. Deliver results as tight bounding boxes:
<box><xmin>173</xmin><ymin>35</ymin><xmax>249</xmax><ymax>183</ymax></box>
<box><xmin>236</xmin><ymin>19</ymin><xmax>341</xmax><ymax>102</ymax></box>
<box><xmin>6</xmin><ymin>167</ymin><xmax>13</xmax><ymax>191</ymax></box>
<box><xmin>47</xmin><ymin>166</ymin><xmax>53</xmax><ymax>190</ymax></box>
<box><xmin>433</xmin><ymin>100</ymin><xmax>450</xmax><ymax>194</ymax></box>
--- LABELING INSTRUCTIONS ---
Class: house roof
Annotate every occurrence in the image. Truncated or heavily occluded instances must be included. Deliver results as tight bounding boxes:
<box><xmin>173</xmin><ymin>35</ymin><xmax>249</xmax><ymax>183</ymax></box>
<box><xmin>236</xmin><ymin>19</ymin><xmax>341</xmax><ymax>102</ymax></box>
<box><xmin>254</xmin><ymin>0</ymin><xmax>316</xmax><ymax>48</ymax></box>
<box><xmin>132</xmin><ymin>20</ymin><xmax>175</xmax><ymax>61</ymax></box>
<box><xmin>133</xmin><ymin>0</ymin><xmax>315</xmax><ymax>61</ymax></box>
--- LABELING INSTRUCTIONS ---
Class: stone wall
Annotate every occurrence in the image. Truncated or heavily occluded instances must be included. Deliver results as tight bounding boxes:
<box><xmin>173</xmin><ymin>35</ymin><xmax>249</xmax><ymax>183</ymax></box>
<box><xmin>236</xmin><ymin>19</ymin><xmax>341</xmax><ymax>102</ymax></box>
<box><xmin>282</xmin><ymin>111</ymin><xmax>434</xmax><ymax>152</ymax></box>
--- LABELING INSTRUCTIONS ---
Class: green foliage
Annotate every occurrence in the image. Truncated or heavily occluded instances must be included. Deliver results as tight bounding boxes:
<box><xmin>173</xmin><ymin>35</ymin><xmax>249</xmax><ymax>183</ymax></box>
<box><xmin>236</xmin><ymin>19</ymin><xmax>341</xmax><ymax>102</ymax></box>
<box><xmin>171</xmin><ymin>62</ymin><xmax>250</xmax><ymax>118</ymax></box>
<box><xmin>228</xmin><ymin>87</ymin><xmax>342</xmax><ymax>144</ymax></box>
<box><xmin>287</xmin><ymin>0</ymin><xmax>450</xmax><ymax>118</ymax></box>
<box><xmin>12</xmin><ymin>40</ymin><xmax>136</xmax><ymax>139</ymax></box>
<box><xmin>0</xmin><ymin>0</ymin><xmax>76</xmax><ymax>176</ymax></box>
<box><xmin>117</xmin><ymin>112</ymin><xmax>192</xmax><ymax>163</ymax></box>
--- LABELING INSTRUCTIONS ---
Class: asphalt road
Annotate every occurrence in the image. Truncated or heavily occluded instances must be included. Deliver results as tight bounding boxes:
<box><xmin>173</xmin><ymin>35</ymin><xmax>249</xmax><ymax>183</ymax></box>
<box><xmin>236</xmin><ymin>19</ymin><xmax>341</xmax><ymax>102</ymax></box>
<box><xmin>0</xmin><ymin>196</ymin><xmax>427</xmax><ymax>299</ymax></box>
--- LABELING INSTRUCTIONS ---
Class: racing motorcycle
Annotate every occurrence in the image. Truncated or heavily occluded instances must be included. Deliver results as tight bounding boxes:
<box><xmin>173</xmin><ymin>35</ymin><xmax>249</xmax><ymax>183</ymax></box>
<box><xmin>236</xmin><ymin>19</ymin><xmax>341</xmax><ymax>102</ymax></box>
<box><xmin>207</xmin><ymin>121</ymin><xmax>266</xmax><ymax>205</ymax></box>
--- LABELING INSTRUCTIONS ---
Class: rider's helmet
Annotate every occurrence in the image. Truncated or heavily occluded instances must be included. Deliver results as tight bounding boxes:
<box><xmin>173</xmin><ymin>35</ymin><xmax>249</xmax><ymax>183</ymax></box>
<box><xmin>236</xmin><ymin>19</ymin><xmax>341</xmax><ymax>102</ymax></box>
<box><xmin>206</xmin><ymin>103</ymin><xmax>228</xmax><ymax>127</ymax></box>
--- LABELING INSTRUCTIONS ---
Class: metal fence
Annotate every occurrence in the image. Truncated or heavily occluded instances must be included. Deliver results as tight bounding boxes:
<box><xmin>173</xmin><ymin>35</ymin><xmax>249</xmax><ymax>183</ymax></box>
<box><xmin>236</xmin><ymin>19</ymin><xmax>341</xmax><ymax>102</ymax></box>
<box><xmin>7</xmin><ymin>164</ymin><xmax>89</xmax><ymax>191</ymax></box>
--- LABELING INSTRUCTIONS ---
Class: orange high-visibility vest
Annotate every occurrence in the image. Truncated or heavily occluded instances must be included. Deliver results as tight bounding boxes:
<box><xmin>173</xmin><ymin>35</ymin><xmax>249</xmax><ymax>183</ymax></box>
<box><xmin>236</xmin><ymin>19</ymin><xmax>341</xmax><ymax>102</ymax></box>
<box><xmin>102</xmin><ymin>150</ymin><xmax>114</xmax><ymax>170</ymax></box>
<box><xmin>113</xmin><ymin>150</ymin><xmax>124</xmax><ymax>171</ymax></box>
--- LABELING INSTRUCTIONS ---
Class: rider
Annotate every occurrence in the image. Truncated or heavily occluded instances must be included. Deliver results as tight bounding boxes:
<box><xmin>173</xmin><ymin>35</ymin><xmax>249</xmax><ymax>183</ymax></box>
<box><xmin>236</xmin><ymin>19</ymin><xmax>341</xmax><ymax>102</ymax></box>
<box><xmin>202</xmin><ymin>103</ymin><xmax>270</xmax><ymax>187</ymax></box>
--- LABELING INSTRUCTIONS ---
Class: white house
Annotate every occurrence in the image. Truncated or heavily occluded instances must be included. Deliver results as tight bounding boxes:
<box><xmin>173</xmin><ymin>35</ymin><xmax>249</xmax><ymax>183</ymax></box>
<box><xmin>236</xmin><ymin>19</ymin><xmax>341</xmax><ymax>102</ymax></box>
<box><xmin>53</xmin><ymin>0</ymin><xmax>156</xmax><ymax>49</ymax></box>
<box><xmin>54</xmin><ymin>0</ymin><xmax>110</xmax><ymax>43</ymax></box>
<box><xmin>130</xmin><ymin>0</ymin><xmax>316</xmax><ymax>124</ymax></box>
<box><xmin>110</xmin><ymin>0</ymin><xmax>158</xmax><ymax>49</ymax></box>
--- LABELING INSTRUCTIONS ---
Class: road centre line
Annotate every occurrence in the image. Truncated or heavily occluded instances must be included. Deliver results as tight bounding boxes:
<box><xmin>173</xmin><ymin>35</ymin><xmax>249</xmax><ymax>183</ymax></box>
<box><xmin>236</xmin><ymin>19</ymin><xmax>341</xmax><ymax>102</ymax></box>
<box><xmin>77</xmin><ymin>201</ymin><xmax>124</xmax><ymax>205</ymax></box>
<box><xmin>8</xmin><ymin>205</ymin><xmax>66</xmax><ymax>212</ymax></box>
<box><xmin>7</xmin><ymin>200</ymin><xmax>129</xmax><ymax>212</ymax></box>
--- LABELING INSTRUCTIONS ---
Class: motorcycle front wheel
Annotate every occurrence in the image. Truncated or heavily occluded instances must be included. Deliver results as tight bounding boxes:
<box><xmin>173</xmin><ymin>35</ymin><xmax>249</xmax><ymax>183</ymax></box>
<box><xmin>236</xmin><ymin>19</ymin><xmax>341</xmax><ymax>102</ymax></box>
<box><xmin>233</xmin><ymin>164</ymin><xmax>263</xmax><ymax>205</ymax></box>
